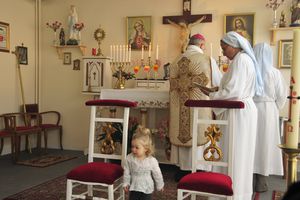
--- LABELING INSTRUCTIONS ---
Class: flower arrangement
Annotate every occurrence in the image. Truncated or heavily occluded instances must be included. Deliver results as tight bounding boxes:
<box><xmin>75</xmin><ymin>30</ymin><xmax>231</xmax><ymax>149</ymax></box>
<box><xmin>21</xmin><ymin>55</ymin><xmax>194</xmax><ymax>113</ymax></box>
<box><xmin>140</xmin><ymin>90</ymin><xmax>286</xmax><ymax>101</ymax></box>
<box><xmin>266</xmin><ymin>0</ymin><xmax>285</xmax><ymax>11</ymax></box>
<box><xmin>112</xmin><ymin>70</ymin><xmax>135</xmax><ymax>80</ymax></box>
<box><xmin>46</xmin><ymin>21</ymin><xmax>62</xmax><ymax>32</ymax></box>
<box><xmin>73</xmin><ymin>22</ymin><xmax>84</xmax><ymax>31</ymax></box>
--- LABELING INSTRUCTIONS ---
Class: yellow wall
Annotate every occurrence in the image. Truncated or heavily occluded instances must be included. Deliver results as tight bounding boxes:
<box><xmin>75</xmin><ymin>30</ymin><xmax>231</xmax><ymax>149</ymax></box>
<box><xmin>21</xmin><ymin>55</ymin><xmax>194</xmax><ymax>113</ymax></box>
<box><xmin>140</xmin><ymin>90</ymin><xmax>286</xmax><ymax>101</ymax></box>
<box><xmin>0</xmin><ymin>0</ymin><xmax>294</xmax><ymax>154</ymax></box>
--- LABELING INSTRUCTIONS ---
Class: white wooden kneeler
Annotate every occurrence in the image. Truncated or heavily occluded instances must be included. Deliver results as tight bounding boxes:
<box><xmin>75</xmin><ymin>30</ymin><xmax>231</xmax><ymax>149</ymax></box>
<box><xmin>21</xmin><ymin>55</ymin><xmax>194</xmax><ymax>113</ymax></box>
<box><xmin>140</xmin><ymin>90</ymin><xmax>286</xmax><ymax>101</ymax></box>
<box><xmin>66</xmin><ymin>99</ymin><xmax>137</xmax><ymax>200</ymax></box>
<box><xmin>177</xmin><ymin>100</ymin><xmax>245</xmax><ymax>200</ymax></box>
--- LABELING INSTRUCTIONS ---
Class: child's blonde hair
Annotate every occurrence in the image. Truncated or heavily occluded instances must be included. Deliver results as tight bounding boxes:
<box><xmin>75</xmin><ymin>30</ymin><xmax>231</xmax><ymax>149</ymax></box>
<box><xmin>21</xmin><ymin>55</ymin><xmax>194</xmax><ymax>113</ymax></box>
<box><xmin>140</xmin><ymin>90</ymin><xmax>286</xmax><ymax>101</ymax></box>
<box><xmin>132</xmin><ymin>125</ymin><xmax>154</xmax><ymax>156</ymax></box>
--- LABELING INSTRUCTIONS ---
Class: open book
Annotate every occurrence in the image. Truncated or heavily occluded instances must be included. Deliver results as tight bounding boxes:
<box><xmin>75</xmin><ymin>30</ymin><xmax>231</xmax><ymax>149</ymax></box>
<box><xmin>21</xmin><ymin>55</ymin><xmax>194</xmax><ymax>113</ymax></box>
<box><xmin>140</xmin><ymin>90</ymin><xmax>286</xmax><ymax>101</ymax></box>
<box><xmin>193</xmin><ymin>82</ymin><xmax>218</xmax><ymax>94</ymax></box>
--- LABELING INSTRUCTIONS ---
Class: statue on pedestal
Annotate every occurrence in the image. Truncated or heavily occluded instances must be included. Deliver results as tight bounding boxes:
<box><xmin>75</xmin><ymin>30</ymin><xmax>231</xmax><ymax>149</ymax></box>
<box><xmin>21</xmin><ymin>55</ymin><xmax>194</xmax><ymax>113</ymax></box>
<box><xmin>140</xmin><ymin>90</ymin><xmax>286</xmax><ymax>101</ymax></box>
<box><xmin>290</xmin><ymin>0</ymin><xmax>300</xmax><ymax>27</ymax></box>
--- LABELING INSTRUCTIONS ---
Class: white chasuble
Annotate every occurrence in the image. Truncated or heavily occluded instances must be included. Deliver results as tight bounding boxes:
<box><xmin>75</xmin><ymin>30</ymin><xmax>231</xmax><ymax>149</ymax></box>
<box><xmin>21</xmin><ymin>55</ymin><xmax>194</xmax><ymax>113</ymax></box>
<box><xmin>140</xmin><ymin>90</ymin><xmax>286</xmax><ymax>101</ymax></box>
<box><xmin>169</xmin><ymin>45</ymin><xmax>219</xmax><ymax>170</ymax></box>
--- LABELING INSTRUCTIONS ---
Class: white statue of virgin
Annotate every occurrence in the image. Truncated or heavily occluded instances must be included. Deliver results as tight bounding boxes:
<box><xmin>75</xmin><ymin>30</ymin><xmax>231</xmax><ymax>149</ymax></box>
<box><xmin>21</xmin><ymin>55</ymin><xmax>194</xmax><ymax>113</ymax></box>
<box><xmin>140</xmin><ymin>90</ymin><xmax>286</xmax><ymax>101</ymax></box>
<box><xmin>68</xmin><ymin>5</ymin><xmax>78</xmax><ymax>40</ymax></box>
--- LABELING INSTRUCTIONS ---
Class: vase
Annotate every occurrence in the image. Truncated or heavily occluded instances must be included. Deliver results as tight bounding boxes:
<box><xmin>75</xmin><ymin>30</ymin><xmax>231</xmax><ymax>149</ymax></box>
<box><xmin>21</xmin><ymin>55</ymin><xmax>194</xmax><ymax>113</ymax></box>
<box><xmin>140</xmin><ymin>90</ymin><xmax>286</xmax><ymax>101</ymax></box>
<box><xmin>273</xmin><ymin>10</ymin><xmax>278</xmax><ymax>28</ymax></box>
<box><xmin>53</xmin><ymin>31</ymin><xmax>58</xmax><ymax>46</ymax></box>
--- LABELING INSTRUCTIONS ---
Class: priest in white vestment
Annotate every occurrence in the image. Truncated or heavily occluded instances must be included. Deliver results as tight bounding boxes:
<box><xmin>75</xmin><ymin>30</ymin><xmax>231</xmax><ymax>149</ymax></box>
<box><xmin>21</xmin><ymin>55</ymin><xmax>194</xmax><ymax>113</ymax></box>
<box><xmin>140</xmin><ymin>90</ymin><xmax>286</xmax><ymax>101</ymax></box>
<box><xmin>253</xmin><ymin>43</ymin><xmax>288</xmax><ymax>192</ymax></box>
<box><xmin>169</xmin><ymin>33</ymin><xmax>222</xmax><ymax>180</ymax></box>
<box><xmin>207</xmin><ymin>31</ymin><xmax>263</xmax><ymax>200</ymax></box>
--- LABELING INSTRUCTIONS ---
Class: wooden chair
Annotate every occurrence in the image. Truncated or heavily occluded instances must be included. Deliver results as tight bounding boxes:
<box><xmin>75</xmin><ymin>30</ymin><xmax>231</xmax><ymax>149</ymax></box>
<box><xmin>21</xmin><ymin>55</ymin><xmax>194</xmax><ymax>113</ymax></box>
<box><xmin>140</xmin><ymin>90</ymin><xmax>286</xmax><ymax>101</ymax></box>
<box><xmin>24</xmin><ymin>104</ymin><xmax>63</xmax><ymax>151</ymax></box>
<box><xmin>0</xmin><ymin>115</ymin><xmax>15</xmax><ymax>159</ymax></box>
<box><xmin>2</xmin><ymin>112</ymin><xmax>42</xmax><ymax>162</ymax></box>
<box><xmin>177</xmin><ymin>100</ymin><xmax>244</xmax><ymax>200</ymax></box>
<box><xmin>66</xmin><ymin>99</ymin><xmax>137</xmax><ymax>200</ymax></box>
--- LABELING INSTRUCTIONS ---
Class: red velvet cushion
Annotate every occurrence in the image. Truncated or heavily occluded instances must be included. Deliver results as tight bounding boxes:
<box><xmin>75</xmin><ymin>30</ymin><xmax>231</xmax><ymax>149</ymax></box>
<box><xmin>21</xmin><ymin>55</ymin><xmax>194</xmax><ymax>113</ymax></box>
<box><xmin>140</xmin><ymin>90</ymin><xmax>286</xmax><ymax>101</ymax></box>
<box><xmin>177</xmin><ymin>172</ymin><xmax>233</xmax><ymax>196</ymax></box>
<box><xmin>185</xmin><ymin>100</ymin><xmax>244</xmax><ymax>109</ymax></box>
<box><xmin>86</xmin><ymin>99</ymin><xmax>137</xmax><ymax>108</ymax></box>
<box><xmin>40</xmin><ymin>124</ymin><xmax>60</xmax><ymax>129</ymax></box>
<box><xmin>67</xmin><ymin>162</ymin><xmax>123</xmax><ymax>184</ymax></box>
<box><xmin>0</xmin><ymin>130</ymin><xmax>11</xmax><ymax>137</ymax></box>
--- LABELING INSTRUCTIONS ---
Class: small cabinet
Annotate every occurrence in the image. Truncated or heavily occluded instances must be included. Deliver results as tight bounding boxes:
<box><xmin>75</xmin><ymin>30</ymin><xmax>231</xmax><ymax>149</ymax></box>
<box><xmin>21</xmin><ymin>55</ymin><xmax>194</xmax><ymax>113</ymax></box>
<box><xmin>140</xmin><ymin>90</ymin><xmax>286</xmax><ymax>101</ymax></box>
<box><xmin>82</xmin><ymin>57</ymin><xmax>112</xmax><ymax>93</ymax></box>
<box><xmin>270</xmin><ymin>27</ymin><xmax>300</xmax><ymax>45</ymax></box>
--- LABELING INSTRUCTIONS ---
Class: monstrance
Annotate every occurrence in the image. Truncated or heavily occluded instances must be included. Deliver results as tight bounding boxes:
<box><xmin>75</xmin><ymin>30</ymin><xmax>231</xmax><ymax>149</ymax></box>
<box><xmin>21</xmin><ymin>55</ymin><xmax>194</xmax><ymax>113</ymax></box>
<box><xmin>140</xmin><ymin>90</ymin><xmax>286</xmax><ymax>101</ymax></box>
<box><xmin>93</xmin><ymin>25</ymin><xmax>106</xmax><ymax>56</ymax></box>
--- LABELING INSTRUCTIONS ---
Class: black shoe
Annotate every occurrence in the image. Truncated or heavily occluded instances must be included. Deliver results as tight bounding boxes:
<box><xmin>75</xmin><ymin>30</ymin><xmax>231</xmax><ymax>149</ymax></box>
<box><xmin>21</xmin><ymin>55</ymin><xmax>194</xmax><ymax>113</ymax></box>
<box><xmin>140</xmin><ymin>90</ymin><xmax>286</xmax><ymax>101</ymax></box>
<box><xmin>174</xmin><ymin>169</ymin><xmax>191</xmax><ymax>182</ymax></box>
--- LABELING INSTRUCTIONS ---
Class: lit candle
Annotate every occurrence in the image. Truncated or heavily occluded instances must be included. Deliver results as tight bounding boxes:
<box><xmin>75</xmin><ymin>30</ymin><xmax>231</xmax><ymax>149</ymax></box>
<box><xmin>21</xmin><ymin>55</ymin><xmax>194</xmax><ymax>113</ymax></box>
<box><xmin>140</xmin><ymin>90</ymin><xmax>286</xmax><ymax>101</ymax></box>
<box><xmin>156</xmin><ymin>45</ymin><xmax>159</xmax><ymax>60</ymax></box>
<box><xmin>219</xmin><ymin>47</ymin><xmax>222</xmax><ymax>57</ymax></box>
<box><xmin>112</xmin><ymin>45</ymin><xmax>115</xmax><ymax>62</ymax></box>
<box><xmin>129</xmin><ymin>46</ymin><xmax>131</xmax><ymax>62</ymax></box>
<box><xmin>110</xmin><ymin>45</ymin><xmax>112</xmax><ymax>60</ymax></box>
<box><xmin>125</xmin><ymin>45</ymin><xmax>128</xmax><ymax>62</ymax></box>
<box><xmin>120</xmin><ymin>45</ymin><xmax>123</xmax><ymax>62</ymax></box>
<box><xmin>210</xmin><ymin>43</ymin><xmax>213</xmax><ymax>57</ymax></box>
<box><xmin>141</xmin><ymin>45</ymin><xmax>144</xmax><ymax>59</ymax></box>
<box><xmin>116</xmin><ymin>45</ymin><xmax>119</xmax><ymax>62</ymax></box>
<box><xmin>148</xmin><ymin>42</ymin><xmax>151</xmax><ymax>57</ymax></box>
<box><xmin>286</xmin><ymin>29</ymin><xmax>300</xmax><ymax>148</ymax></box>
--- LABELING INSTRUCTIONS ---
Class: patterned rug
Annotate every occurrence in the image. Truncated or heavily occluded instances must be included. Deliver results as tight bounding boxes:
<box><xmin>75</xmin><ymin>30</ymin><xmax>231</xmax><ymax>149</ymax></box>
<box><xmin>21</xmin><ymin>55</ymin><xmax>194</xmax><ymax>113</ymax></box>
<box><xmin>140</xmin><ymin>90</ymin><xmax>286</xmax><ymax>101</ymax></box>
<box><xmin>272</xmin><ymin>190</ymin><xmax>284</xmax><ymax>200</ymax></box>
<box><xmin>16</xmin><ymin>155</ymin><xmax>77</xmax><ymax>168</ymax></box>
<box><xmin>3</xmin><ymin>165</ymin><xmax>207</xmax><ymax>200</ymax></box>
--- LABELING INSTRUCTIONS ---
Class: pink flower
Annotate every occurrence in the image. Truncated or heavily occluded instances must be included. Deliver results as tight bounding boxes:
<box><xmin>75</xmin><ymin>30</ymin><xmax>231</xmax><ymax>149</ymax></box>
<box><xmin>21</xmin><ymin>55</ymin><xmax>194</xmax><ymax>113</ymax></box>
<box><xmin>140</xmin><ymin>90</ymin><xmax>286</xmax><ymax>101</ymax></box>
<box><xmin>73</xmin><ymin>22</ymin><xmax>84</xmax><ymax>31</ymax></box>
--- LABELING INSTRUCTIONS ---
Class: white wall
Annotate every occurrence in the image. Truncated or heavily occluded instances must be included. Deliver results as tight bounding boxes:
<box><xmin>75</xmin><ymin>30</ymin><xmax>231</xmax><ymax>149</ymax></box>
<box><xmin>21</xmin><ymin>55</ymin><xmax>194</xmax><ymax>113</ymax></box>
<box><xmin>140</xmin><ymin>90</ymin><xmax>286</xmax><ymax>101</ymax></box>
<box><xmin>0</xmin><ymin>0</ymin><xmax>294</xmax><ymax>154</ymax></box>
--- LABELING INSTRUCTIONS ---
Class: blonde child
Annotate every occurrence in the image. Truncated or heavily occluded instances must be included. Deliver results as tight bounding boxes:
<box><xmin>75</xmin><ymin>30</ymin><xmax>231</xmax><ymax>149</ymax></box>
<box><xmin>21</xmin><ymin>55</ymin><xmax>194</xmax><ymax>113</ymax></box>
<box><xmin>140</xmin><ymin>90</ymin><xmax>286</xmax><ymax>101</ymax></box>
<box><xmin>123</xmin><ymin>126</ymin><xmax>164</xmax><ymax>200</ymax></box>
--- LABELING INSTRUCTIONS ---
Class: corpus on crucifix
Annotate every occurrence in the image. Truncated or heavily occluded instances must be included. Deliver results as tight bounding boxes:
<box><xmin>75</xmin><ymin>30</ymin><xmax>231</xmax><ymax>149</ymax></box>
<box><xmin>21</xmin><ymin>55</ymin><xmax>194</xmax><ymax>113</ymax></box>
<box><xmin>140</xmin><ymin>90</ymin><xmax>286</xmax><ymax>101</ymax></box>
<box><xmin>163</xmin><ymin>0</ymin><xmax>212</xmax><ymax>52</ymax></box>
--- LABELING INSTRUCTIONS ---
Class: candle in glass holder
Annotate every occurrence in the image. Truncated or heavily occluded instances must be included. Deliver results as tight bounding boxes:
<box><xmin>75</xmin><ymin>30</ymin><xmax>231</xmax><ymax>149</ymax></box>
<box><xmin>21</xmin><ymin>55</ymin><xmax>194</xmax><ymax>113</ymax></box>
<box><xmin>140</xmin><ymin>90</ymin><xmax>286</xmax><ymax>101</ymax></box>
<box><xmin>144</xmin><ymin>65</ymin><xmax>150</xmax><ymax>73</ymax></box>
<box><xmin>153</xmin><ymin>64</ymin><xmax>159</xmax><ymax>72</ymax></box>
<box><xmin>134</xmin><ymin>65</ymin><xmax>140</xmax><ymax>74</ymax></box>
<box><xmin>141</xmin><ymin>45</ymin><xmax>144</xmax><ymax>59</ymax></box>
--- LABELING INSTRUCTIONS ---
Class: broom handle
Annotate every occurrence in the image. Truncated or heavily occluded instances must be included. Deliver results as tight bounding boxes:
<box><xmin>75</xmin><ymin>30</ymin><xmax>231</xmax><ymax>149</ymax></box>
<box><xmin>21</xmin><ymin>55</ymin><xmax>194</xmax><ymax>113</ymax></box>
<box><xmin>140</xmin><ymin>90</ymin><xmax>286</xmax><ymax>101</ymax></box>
<box><xmin>14</xmin><ymin>49</ymin><xmax>32</xmax><ymax>153</ymax></box>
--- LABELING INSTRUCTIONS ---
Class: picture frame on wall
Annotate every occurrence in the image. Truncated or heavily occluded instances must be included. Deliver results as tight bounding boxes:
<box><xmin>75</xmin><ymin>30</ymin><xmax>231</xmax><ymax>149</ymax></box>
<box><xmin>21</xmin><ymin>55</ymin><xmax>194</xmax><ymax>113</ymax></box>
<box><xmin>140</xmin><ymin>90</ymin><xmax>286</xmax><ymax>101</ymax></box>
<box><xmin>278</xmin><ymin>39</ymin><xmax>293</xmax><ymax>68</ymax></box>
<box><xmin>17</xmin><ymin>46</ymin><xmax>28</xmax><ymax>65</ymax></box>
<box><xmin>0</xmin><ymin>21</ymin><xmax>10</xmax><ymax>52</ymax></box>
<box><xmin>126</xmin><ymin>16</ymin><xmax>151</xmax><ymax>51</ymax></box>
<box><xmin>63</xmin><ymin>52</ymin><xmax>71</xmax><ymax>65</ymax></box>
<box><xmin>224</xmin><ymin>13</ymin><xmax>255</xmax><ymax>46</ymax></box>
<box><xmin>73</xmin><ymin>59</ymin><xmax>80</xmax><ymax>70</ymax></box>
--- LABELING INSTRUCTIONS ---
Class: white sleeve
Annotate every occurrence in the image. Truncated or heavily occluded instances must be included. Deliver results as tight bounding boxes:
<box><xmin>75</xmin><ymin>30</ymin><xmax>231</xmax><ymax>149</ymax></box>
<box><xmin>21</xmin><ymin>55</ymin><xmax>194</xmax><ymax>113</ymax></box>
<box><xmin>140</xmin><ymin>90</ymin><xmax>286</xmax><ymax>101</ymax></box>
<box><xmin>210</xmin><ymin>54</ymin><xmax>248</xmax><ymax>100</ymax></box>
<box><xmin>274</xmin><ymin>70</ymin><xmax>288</xmax><ymax>109</ymax></box>
<box><xmin>123</xmin><ymin>157</ymin><xmax>131</xmax><ymax>187</ymax></box>
<box><xmin>151</xmin><ymin>158</ymin><xmax>164</xmax><ymax>191</ymax></box>
<box><xmin>210</xmin><ymin>57</ymin><xmax>223</xmax><ymax>87</ymax></box>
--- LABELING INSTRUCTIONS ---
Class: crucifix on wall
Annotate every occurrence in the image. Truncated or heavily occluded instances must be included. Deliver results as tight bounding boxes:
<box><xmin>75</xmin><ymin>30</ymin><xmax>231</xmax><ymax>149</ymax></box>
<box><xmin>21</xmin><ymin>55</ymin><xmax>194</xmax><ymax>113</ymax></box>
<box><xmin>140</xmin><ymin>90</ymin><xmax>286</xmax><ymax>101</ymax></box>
<box><xmin>163</xmin><ymin>0</ymin><xmax>212</xmax><ymax>52</ymax></box>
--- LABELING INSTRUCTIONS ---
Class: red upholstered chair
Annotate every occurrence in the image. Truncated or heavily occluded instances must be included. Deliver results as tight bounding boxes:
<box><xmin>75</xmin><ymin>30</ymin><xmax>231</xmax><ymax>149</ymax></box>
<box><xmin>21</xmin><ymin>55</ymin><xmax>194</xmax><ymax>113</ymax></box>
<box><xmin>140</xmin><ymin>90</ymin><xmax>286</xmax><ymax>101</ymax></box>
<box><xmin>66</xmin><ymin>99</ymin><xmax>137</xmax><ymax>200</ymax></box>
<box><xmin>0</xmin><ymin>115</ymin><xmax>15</xmax><ymax>159</ymax></box>
<box><xmin>177</xmin><ymin>100</ymin><xmax>244</xmax><ymax>200</ymax></box>
<box><xmin>24</xmin><ymin>104</ymin><xmax>63</xmax><ymax>152</ymax></box>
<box><xmin>2</xmin><ymin>112</ymin><xmax>42</xmax><ymax>162</ymax></box>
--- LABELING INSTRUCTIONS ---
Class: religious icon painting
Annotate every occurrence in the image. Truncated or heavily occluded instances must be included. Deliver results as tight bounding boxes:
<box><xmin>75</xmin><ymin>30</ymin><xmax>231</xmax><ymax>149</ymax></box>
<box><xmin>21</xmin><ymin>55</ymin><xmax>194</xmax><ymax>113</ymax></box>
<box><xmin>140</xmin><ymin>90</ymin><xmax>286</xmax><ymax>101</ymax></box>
<box><xmin>126</xmin><ymin>16</ymin><xmax>152</xmax><ymax>51</ymax></box>
<box><xmin>63</xmin><ymin>52</ymin><xmax>72</xmax><ymax>65</ymax></box>
<box><xmin>16</xmin><ymin>46</ymin><xmax>28</xmax><ymax>65</ymax></box>
<box><xmin>278</xmin><ymin>39</ymin><xmax>293</xmax><ymax>68</ymax></box>
<box><xmin>73</xmin><ymin>59</ymin><xmax>80</xmax><ymax>70</ymax></box>
<box><xmin>0</xmin><ymin>21</ymin><xmax>10</xmax><ymax>53</ymax></box>
<box><xmin>224</xmin><ymin>13</ymin><xmax>255</xmax><ymax>46</ymax></box>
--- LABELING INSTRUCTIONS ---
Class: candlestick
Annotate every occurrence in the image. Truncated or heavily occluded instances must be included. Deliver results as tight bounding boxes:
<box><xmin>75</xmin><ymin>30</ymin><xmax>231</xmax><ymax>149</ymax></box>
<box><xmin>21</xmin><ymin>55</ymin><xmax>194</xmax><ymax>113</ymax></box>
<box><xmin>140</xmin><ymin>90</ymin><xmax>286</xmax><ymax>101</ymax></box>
<box><xmin>156</xmin><ymin>45</ymin><xmax>159</xmax><ymax>60</ymax></box>
<box><xmin>112</xmin><ymin>45</ymin><xmax>115</xmax><ymax>62</ymax></box>
<box><xmin>219</xmin><ymin>47</ymin><xmax>222</xmax><ymax>57</ymax></box>
<box><xmin>110</xmin><ymin>45</ymin><xmax>112</xmax><ymax>59</ymax></box>
<box><xmin>210</xmin><ymin>43</ymin><xmax>213</xmax><ymax>57</ymax></box>
<box><xmin>286</xmin><ymin>29</ymin><xmax>300</xmax><ymax>148</ymax></box>
<box><xmin>149</xmin><ymin>42</ymin><xmax>151</xmax><ymax>57</ymax></box>
<box><xmin>141</xmin><ymin>45</ymin><xmax>144</xmax><ymax>59</ymax></box>
<box><xmin>129</xmin><ymin>46</ymin><xmax>132</xmax><ymax>61</ymax></box>
<box><xmin>116</xmin><ymin>45</ymin><xmax>119</xmax><ymax>62</ymax></box>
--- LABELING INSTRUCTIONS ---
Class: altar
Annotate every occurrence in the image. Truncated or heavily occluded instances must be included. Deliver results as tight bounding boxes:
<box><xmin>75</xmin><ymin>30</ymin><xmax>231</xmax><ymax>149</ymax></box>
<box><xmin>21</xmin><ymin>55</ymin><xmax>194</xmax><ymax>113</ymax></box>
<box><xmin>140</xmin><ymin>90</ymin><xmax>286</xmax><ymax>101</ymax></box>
<box><xmin>100</xmin><ymin>88</ymin><xmax>171</xmax><ymax>163</ymax></box>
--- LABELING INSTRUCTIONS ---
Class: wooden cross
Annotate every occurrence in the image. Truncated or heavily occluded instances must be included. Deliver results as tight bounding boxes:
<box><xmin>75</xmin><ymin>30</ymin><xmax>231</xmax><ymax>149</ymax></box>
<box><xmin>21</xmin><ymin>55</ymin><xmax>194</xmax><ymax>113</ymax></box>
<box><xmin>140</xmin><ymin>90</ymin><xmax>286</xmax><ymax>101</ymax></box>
<box><xmin>163</xmin><ymin>0</ymin><xmax>212</xmax><ymax>26</ymax></box>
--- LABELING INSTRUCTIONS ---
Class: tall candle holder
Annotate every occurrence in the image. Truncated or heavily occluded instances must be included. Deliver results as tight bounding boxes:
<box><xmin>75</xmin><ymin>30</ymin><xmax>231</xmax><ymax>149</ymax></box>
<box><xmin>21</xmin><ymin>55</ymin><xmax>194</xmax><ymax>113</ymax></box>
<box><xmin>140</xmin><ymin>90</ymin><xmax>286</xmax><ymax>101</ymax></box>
<box><xmin>111</xmin><ymin>61</ymin><xmax>132</xmax><ymax>89</ymax></box>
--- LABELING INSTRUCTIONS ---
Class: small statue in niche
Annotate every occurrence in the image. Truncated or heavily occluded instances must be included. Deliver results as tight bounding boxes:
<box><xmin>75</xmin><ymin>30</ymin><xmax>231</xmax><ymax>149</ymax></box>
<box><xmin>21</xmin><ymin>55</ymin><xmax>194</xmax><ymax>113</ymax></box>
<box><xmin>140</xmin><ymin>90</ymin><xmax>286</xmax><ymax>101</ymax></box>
<box><xmin>290</xmin><ymin>0</ymin><xmax>300</xmax><ymax>27</ymax></box>
<box><xmin>59</xmin><ymin>28</ymin><xmax>65</xmax><ymax>46</ymax></box>
<box><xmin>279</xmin><ymin>11</ymin><xmax>287</xmax><ymax>27</ymax></box>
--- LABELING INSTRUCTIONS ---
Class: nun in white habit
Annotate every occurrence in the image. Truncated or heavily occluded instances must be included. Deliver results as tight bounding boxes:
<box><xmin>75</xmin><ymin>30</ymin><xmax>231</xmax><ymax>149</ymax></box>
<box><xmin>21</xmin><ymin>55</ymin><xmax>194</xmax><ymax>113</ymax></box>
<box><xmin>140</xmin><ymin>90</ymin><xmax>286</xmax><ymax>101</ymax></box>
<box><xmin>253</xmin><ymin>43</ymin><xmax>287</xmax><ymax>192</ymax></box>
<box><xmin>205</xmin><ymin>31</ymin><xmax>263</xmax><ymax>200</ymax></box>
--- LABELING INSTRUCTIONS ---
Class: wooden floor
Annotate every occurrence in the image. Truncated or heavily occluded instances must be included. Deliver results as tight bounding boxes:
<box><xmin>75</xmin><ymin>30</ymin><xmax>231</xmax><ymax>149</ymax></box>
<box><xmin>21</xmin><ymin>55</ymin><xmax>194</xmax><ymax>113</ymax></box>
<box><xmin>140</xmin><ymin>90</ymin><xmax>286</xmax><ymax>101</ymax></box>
<box><xmin>0</xmin><ymin>149</ymin><xmax>293</xmax><ymax>200</ymax></box>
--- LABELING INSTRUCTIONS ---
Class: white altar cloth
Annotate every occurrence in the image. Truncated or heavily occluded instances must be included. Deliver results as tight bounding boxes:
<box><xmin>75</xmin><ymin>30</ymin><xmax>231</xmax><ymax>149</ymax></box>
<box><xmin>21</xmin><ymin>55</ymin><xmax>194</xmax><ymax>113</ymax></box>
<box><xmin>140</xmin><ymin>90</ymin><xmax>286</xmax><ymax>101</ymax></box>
<box><xmin>100</xmin><ymin>88</ymin><xmax>169</xmax><ymax>108</ymax></box>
